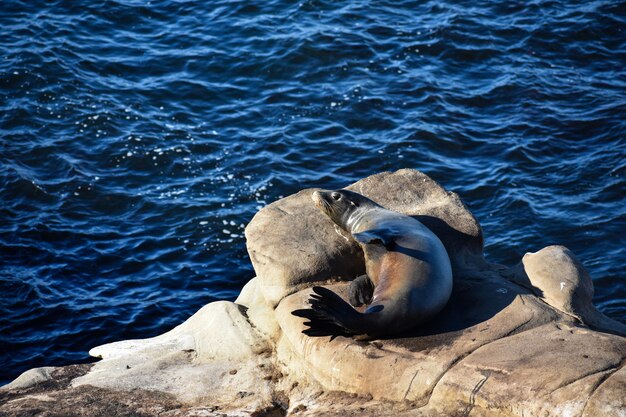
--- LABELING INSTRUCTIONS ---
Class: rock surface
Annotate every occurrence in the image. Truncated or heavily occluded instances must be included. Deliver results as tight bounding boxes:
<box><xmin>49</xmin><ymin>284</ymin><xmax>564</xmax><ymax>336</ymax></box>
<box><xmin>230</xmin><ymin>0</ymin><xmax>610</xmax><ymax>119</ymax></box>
<box><xmin>2</xmin><ymin>169</ymin><xmax>625</xmax><ymax>417</ymax></box>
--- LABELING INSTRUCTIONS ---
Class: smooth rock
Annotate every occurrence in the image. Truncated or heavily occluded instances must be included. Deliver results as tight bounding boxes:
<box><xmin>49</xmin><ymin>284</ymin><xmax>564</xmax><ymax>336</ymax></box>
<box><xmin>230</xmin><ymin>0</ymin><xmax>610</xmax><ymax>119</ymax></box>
<box><xmin>276</xmin><ymin>266</ymin><xmax>626</xmax><ymax>415</ymax></box>
<box><xmin>345</xmin><ymin>169</ymin><xmax>483</xmax><ymax>265</ymax></box>
<box><xmin>0</xmin><ymin>367</ymin><xmax>54</xmax><ymax>391</ymax></box>
<box><xmin>429</xmin><ymin>322</ymin><xmax>626</xmax><ymax>416</ymax></box>
<box><xmin>512</xmin><ymin>245</ymin><xmax>626</xmax><ymax>336</ymax></box>
<box><xmin>581</xmin><ymin>366</ymin><xmax>626</xmax><ymax>417</ymax></box>
<box><xmin>245</xmin><ymin>188</ymin><xmax>365</xmax><ymax>307</ymax></box>
<box><xmin>277</xmin><ymin>275</ymin><xmax>544</xmax><ymax>403</ymax></box>
<box><xmin>72</xmin><ymin>301</ymin><xmax>276</xmax><ymax>409</ymax></box>
<box><xmin>236</xmin><ymin>277</ymin><xmax>282</xmax><ymax>340</ymax></box>
<box><xmin>516</xmin><ymin>245</ymin><xmax>594</xmax><ymax>317</ymax></box>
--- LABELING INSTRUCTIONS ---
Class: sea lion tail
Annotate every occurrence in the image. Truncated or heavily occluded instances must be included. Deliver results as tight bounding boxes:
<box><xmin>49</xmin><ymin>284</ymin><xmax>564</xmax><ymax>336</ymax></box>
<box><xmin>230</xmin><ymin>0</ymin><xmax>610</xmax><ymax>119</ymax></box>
<box><xmin>291</xmin><ymin>286</ymin><xmax>370</xmax><ymax>337</ymax></box>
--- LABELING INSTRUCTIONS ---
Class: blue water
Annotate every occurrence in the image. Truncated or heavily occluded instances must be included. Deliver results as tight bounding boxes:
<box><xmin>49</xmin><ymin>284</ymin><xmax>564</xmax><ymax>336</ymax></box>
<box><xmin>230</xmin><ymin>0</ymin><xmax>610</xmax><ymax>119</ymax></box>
<box><xmin>1</xmin><ymin>0</ymin><xmax>625</xmax><ymax>384</ymax></box>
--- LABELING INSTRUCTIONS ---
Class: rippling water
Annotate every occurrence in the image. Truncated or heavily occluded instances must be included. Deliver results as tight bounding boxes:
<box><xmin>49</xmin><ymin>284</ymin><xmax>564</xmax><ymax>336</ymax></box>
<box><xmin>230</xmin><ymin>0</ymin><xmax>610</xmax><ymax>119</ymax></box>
<box><xmin>1</xmin><ymin>0</ymin><xmax>625</xmax><ymax>384</ymax></box>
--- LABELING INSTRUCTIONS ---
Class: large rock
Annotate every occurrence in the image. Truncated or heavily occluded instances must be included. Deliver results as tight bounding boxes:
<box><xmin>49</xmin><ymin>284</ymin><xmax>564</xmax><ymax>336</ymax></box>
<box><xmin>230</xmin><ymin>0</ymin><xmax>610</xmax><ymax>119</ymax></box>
<box><xmin>276</xmin><ymin>274</ymin><xmax>626</xmax><ymax>415</ymax></box>
<box><xmin>2</xmin><ymin>169</ymin><xmax>625</xmax><ymax>417</ymax></box>
<box><xmin>244</xmin><ymin>187</ymin><xmax>366</xmax><ymax>308</ymax></box>
<box><xmin>69</xmin><ymin>300</ymin><xmax>277</xmax><ymax>409</ymax></box>
<box><xmin>245</xmin><ymin>169</ymin><xmax>483</xmax><ymax>307</ymax></box>
<box><xmin>511</xmin><ymin>245</ymin><xmax>626</xmax><ymax>335</ymax></box>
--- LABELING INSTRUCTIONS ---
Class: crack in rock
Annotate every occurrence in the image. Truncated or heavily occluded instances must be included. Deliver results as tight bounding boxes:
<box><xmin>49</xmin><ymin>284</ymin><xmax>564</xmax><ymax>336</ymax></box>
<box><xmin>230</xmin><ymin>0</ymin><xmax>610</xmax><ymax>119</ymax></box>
<box><xmin>462</xmin><ymin>373</ymin><xmax>489</xmax><ymax>417</ymax></box>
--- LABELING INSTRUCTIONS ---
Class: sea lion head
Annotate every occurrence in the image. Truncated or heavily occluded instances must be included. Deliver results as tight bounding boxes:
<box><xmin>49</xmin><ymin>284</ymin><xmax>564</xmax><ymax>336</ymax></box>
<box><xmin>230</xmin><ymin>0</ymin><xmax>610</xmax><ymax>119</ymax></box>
<box><xmin>312</xmin><ymin>189</ymin><xmax>378</xmax><ymax>231</ymax></box>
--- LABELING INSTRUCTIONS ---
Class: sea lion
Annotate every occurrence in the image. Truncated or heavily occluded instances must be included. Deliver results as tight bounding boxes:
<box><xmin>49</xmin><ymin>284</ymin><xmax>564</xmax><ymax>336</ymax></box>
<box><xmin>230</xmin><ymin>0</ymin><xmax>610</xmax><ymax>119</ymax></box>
<box><xmin>292</xmin><ymin>189</ymin><xmax>453</xmax><ymax>337</ymax></box>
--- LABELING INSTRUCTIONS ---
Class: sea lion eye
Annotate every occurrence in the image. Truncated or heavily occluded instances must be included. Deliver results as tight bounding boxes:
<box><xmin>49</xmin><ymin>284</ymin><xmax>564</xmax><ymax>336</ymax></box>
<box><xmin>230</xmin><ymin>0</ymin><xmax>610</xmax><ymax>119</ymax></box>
<box><xmin>331</xmin><ymin>192</ymin><xmax>341</xmax><ymax>201</ymax></box>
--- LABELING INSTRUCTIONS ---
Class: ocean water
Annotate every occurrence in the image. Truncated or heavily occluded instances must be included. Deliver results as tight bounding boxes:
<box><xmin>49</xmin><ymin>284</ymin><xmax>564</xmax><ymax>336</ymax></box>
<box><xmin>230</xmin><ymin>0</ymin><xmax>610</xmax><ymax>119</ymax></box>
<box><xmin>1</xmin><ymin>0</ymin><xmax>624</xmax><ymax>384</ymax></box>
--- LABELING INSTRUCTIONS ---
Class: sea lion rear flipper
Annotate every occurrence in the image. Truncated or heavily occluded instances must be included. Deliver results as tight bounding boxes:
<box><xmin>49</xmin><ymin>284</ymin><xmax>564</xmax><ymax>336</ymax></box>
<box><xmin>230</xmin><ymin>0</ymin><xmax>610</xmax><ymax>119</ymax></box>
<box><xmin>291</xmin><ymin>286</ymin><xmax>376</xmax><ymax>337</ymax></box>
<box><xmin>352</xmin><ymin>228</ymin><xmax>397</xmax><ymax>247</ymax></box>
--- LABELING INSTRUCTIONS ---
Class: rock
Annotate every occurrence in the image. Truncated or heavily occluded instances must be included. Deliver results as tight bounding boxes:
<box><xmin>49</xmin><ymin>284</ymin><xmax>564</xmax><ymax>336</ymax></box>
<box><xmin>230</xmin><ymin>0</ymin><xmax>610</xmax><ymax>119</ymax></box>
<box><xmin>582</xmin><ymin>366</ymin><xmax>626</xmax><ymax>417</ymax></box>
<box><xmin>235</xmin><ymin>276</ymin><xmax>261</xmax><ymax>308</ymax></box>
<box><xmin>273</xmin><ymin>279</ymin><xmax>625</xmax><ymax>415</ymax></box>
<box><xmin>512</xmin><ymin>245</ymin><xmax>626</xmax><ymax>336</ymax></box>
<box><xmin>514</xmin><ymin>245</ymin><xmax>594</xmax><ymax>317</ymax></box>
<box><xmin>245</xmin><ymin>188</ymin><xmax>365</xmax><ymax>308</ymax></box>
<box><xmin>255</xmin><ymin>169</ymin><xmax>625</xmax><ymax>415</ymax></box>
<box><xmin>277</xmin><ymin>281</ymin><xmax>545</xmax><ymax>403</ymax></box>
<box><xmin>71</xmin><ymin>301</ymin><xmax>278</xmax><ymax>411</ymax></box>
<box><xmin>276</xmin><ymin>272</ymin><xmax>626</xmax><ymax>415</ymax></box>
<box><xmin>0</xmin><ymin>365</ymin><xmax>180</xmax><ymax>416</ymax></box>
<box><xmin>428</xmin><ymin>323</ymin><xmax>626</xmax><ymax>416</ymax></box>
<box><xmin>0</xmin><ymin>367</ymin><xmax>54</xmax><ymax>391</ymax></box>
<box><xmin>246</xmin><ymin>169</ymin><xmax>483</xmax><ymax>307</ymax></box>
<box><xmin>2</xmin><ymin>169</ymin><xmax>625</xmax><ymax>417</ymax></box>
<box><xmin>236</xmin><ymin>277</ymin><xmax>282</xmax><ymax>340</ymax></box>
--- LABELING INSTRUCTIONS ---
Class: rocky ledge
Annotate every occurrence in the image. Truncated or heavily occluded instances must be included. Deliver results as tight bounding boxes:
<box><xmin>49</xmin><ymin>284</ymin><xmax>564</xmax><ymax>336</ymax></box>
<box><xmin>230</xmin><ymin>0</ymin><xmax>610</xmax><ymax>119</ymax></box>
<box><xmin>2</xmin><ymin>169</ymin><xmax>625</xmax><ymax>417</ymax></box>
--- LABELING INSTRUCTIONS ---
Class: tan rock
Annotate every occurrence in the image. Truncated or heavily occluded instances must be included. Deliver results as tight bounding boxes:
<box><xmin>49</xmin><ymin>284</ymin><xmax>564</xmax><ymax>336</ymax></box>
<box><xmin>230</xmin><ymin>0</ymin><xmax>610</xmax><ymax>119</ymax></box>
<box><xmin>236</xmin><ymin>277</ymin><xmax>282</xmax><ymax>340</ymax></box>
<box><xmin>345</xmin><ymin>169</ymin><xmax>483</xmax><ymax>266</ymax></box>
<box><xmin>276</xmin><ymin>262</ymin><xmax>625</xmax><ymax>416</ymax></box>
<box><xmin>429</xmin><ymin>322</ymin><xmax>626</xmax><ymax>416</ymax></box>
<box><xmin>582</xmin><ymin>366</ymin><xmax>626</xmax><ymax>417</ymax></box>
<box><xmin>0</xmin><ymin>367</ymin><xmax>55</xmax><ymax>391</ymax></box>
<box><xmin>245</xmin><ymin>188</ymin><xmax>365</xmax><ymax>307</ymax></box>
<box><xmin>517</xmin><ymin>245</ymin><xmax>594</xmax><ymax>316</ymax></box>
<box><xmin>234</xmin><ymin>276</ymin><xmax>261</xmax><ymax>308</ymax></box>
<box><xmin>72</xmin><ymin>301</ymin><xmax>276</xmax><ymax>409</ymax></box>
<box><xmin>512</xmin><ymin>245</ymin><xmax>626</xmax><ymax>336</ymax></box>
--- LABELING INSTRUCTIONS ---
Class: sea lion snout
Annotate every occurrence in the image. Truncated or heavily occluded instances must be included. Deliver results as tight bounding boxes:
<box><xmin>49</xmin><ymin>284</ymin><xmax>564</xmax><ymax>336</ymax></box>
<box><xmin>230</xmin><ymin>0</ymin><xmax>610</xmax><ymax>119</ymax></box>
<box><xmin>312</xmin><ymin>189</ymin><xmax>349</xmax><ymax>206</ymax></box>
<box><xmin>311</xmin><ymin>190</ymin><xmax>325</xmax><ymax>207</ymax></box>
<box><xmin>312</xmin><ymin>189</ymin><xmax>340</xmax><ymax>207</ymax></box>
<box><xmin>312</xmin><ymin>190</ymin><xmax>334</xmax><ymax>217</ymax></box>
<box><xmin>312</xmin><ymin>189</ymin><xmax>355</xmax><ymax>229</ymax></box>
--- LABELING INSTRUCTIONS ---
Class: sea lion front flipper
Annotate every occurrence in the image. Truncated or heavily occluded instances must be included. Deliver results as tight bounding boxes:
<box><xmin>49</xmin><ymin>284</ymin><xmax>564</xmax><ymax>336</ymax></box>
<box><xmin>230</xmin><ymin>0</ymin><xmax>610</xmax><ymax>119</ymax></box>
<box><xmin>352</xmin><ymin>228</ymin><xmax>397</xmax><ymax>247</ymax></box>
<box><xmin>349</xmin><ymin>274</ymin><xmax>374</xmax><ymax>307</ymax></box>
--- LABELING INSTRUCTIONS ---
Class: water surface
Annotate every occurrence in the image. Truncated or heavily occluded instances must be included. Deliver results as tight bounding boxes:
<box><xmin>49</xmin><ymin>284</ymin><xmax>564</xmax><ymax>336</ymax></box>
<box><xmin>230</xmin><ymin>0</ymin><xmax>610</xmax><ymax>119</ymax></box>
<box><xmin>1</xmin><ymin>0</ymin><xmax>625</xmax><ymax>384</ymax></box>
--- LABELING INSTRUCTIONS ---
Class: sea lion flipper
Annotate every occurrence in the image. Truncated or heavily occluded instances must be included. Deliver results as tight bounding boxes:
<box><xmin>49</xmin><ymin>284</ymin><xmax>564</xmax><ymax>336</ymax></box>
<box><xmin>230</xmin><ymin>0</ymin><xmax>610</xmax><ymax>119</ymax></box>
<box><xmin>348</xmin><ymin>274</ymin><xmax>374</xmax><ymax>307</ymax></box>
<box><xmin>291</xmin><ymin>286</ymin><xmax>373</xmax><ymax>337</ymax></box>
<box><xmin>352</xmin><ymin>229</ymin><xmax>396</xmax><ymax>247</ymax></box>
